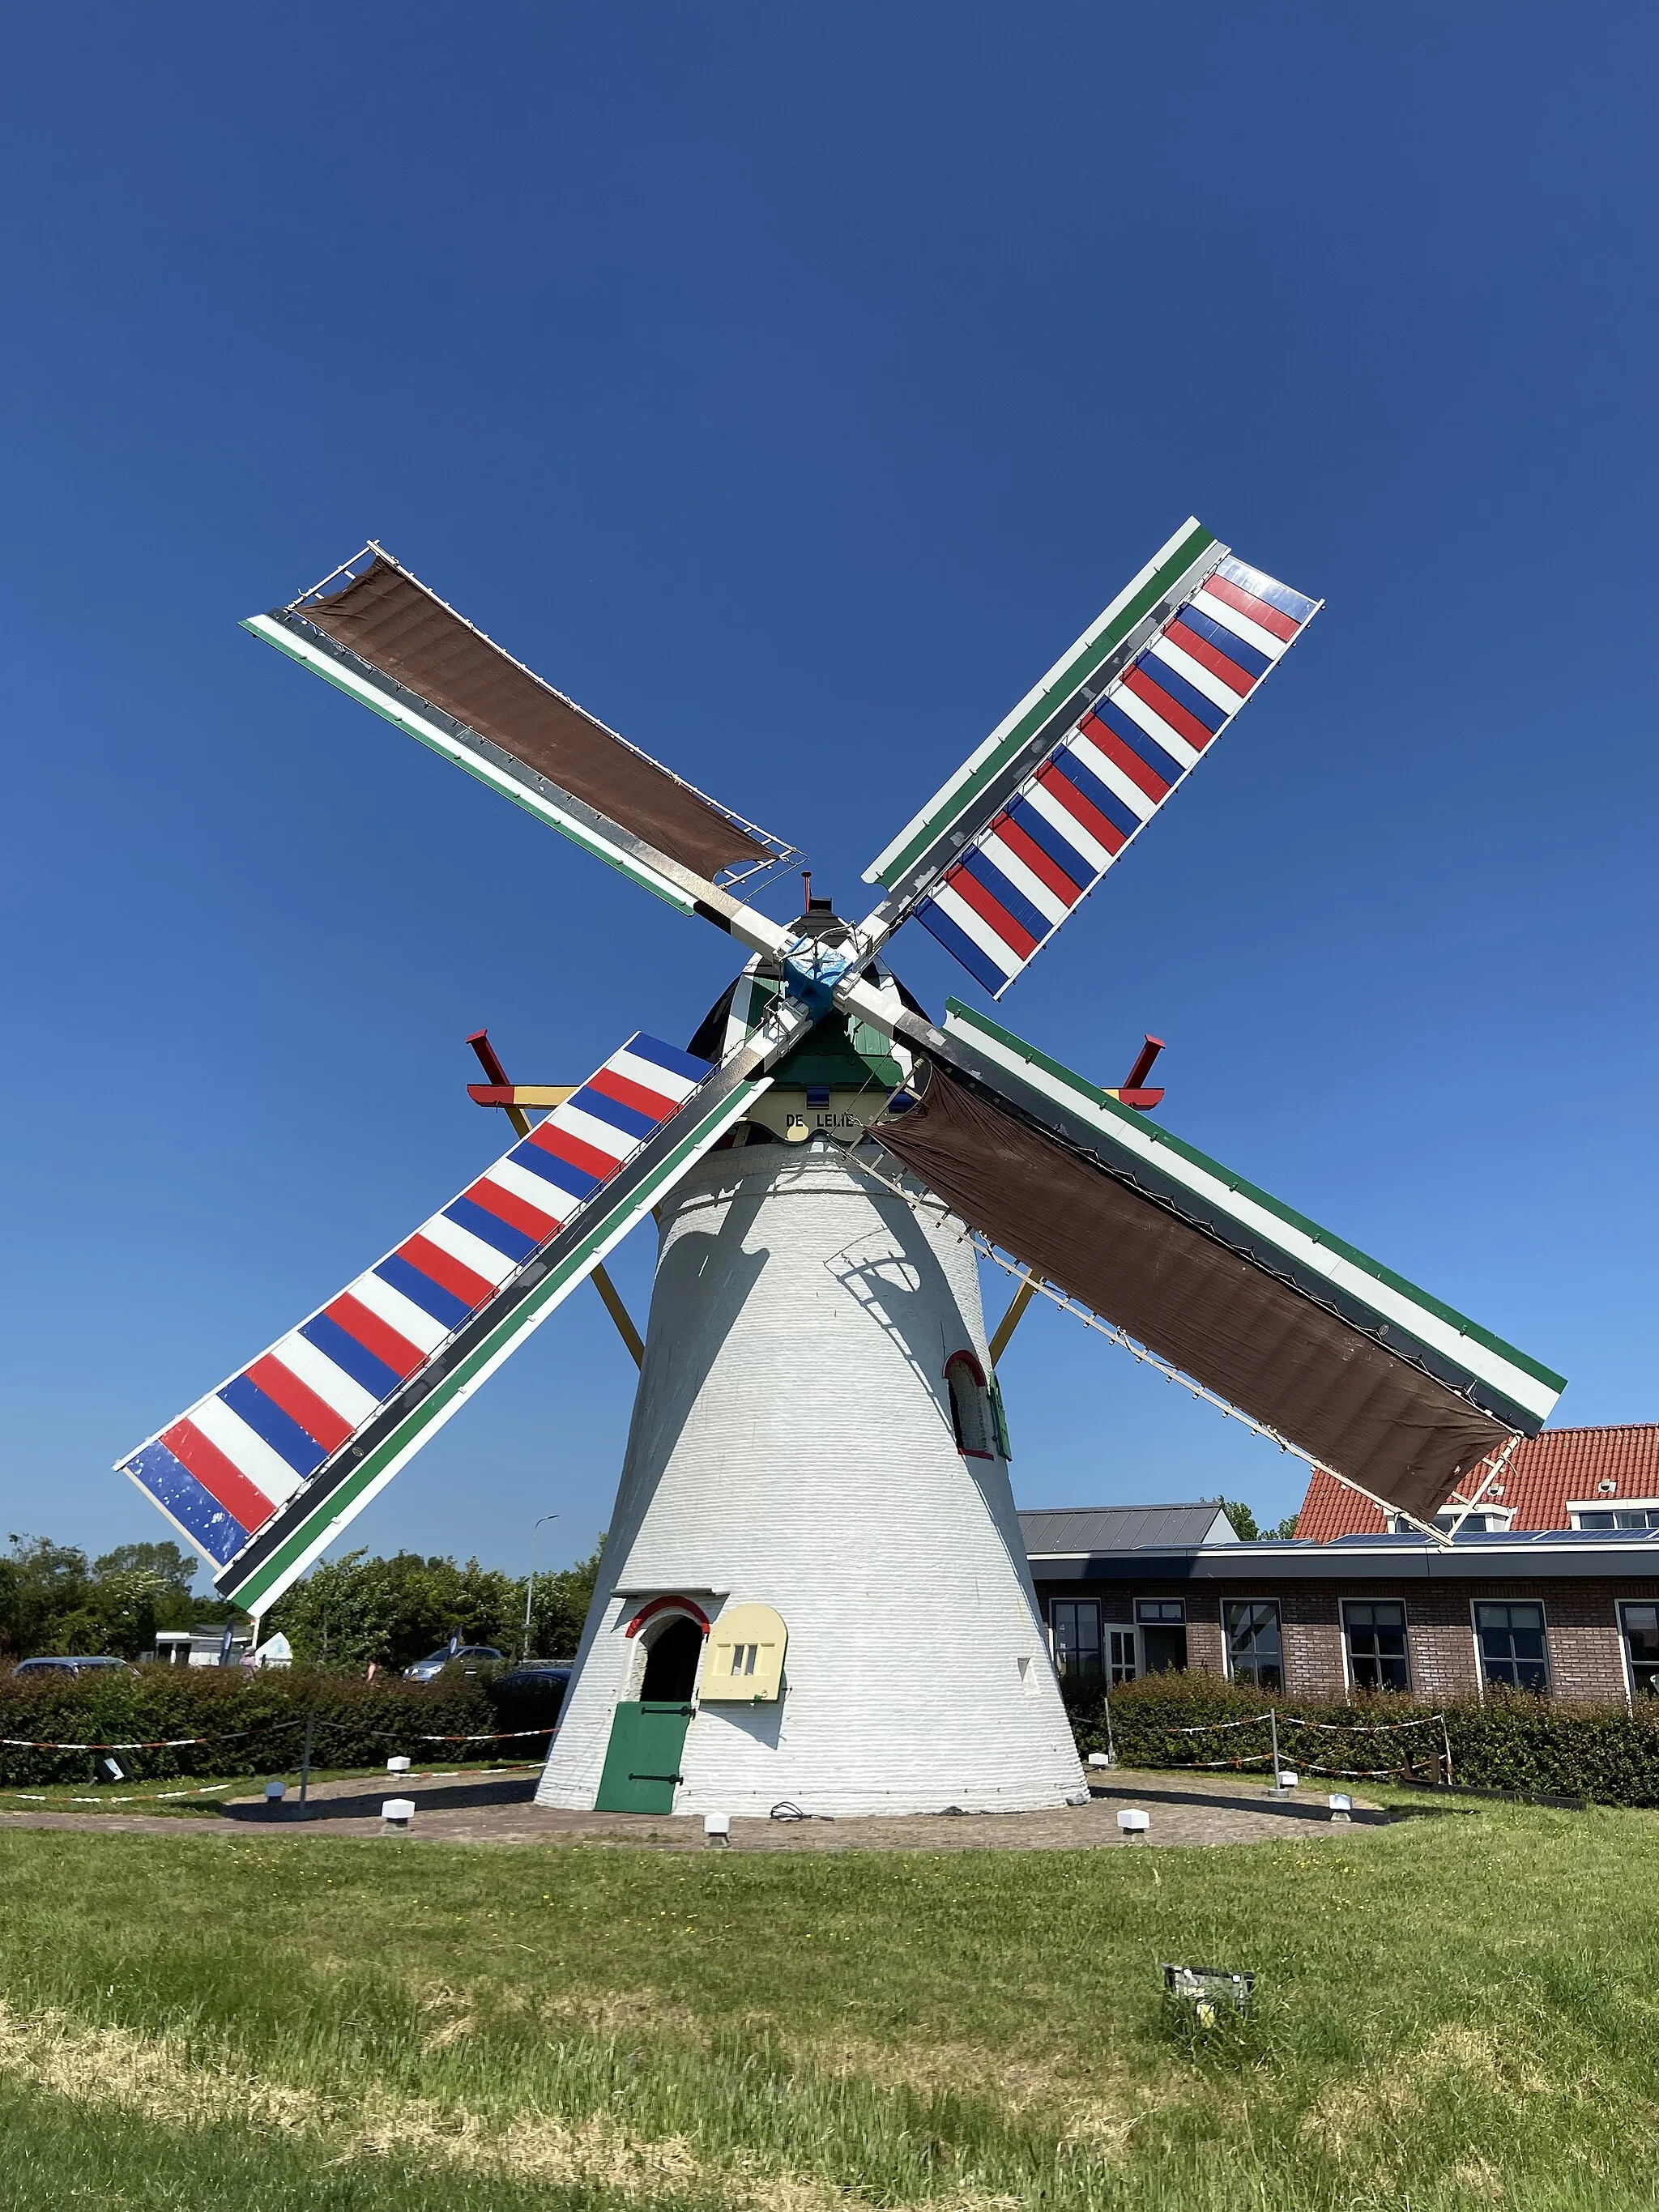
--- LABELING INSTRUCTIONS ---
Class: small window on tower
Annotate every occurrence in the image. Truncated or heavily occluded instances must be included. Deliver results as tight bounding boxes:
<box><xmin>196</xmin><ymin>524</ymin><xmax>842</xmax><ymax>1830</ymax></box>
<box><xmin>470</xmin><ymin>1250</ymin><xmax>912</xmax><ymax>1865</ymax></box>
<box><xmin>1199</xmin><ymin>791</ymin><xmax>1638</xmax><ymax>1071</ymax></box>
<box><xmin>945</xmin><ymin>1352</ymin><xmax>995</xmax><ymax>1457</ymax></box>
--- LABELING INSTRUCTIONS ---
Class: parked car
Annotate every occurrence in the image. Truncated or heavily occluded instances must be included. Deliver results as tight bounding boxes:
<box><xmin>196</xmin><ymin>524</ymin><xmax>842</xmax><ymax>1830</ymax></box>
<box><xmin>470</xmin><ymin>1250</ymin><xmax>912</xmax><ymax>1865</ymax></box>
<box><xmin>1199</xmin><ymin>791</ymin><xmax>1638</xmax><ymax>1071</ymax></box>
<box><xmin>11</xmin><ymin>1656</ymin><xmax>139</xmax><ymax>1679</ymax></box>
<box><xmin>494</xmin><ymin>1660</ymin><xmax>573</xmax><ymax>1704</ymax></box>
<box><xmin>402</xmin><ymin>1643</ymin><xmax>505</xmax><ymax>1683</ymax></box>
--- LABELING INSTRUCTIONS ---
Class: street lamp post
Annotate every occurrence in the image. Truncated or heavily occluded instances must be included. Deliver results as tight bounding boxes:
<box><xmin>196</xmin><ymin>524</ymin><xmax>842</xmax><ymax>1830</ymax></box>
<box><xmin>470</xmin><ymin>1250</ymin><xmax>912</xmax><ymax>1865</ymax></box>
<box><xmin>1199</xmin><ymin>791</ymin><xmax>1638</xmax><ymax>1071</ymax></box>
<box><xmin>522</xmin><ymin>1514</ymin><xmax>558</xmax><ymax>1663</ymax></box>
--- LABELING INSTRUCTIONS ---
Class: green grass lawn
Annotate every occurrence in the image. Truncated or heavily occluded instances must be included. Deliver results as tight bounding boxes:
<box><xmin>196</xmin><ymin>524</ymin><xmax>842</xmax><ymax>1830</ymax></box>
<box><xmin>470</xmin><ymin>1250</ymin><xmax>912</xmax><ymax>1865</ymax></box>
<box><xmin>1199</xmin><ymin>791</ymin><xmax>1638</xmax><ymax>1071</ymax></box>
<box><xmin>0</xmin><ymin>1798</ymin><xmax>1654</xmax><ymax>2211</ymax></box>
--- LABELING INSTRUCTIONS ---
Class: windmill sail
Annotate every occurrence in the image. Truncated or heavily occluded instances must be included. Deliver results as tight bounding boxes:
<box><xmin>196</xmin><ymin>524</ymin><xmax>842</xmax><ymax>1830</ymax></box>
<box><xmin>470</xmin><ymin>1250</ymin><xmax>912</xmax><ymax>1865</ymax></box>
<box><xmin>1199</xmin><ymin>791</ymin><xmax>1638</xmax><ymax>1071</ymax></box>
<box><xmin>864</xmin><ymin>522</ymin><xmax>1319</xmax><ymax>996</ymax></box>
<box><xmin>246</xmin><ymin>550</ymin><xmax>799</xmax><ymax>923</ymax></box>
<box><xmin>117</xmin><ymin>1034</ymin><xmax>760</xmax><ymax>1617</ymax></box>
<box><xmin>875</xmin><ymin>1002</ymin><xmax>1563</xmax><ymax>1521</ymax></box>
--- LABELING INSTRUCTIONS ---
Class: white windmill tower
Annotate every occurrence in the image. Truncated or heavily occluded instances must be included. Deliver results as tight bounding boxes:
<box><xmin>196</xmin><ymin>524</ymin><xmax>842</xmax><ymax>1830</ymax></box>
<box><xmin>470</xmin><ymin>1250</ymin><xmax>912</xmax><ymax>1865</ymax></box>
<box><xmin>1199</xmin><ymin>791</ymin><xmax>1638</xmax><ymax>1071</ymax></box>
<box><xmin>116</xmin><ymin>525</ymin><xmax>1566</xmax><ymax>1818</ymax></box>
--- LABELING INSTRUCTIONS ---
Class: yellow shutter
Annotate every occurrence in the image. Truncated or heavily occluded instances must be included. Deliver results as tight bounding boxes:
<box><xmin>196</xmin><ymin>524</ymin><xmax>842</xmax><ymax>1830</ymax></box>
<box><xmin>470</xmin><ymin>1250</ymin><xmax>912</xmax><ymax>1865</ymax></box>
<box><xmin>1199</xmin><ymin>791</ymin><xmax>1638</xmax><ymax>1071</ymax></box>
<box><xmin>697</xmin><ymin>1602</ymin><xmax>788</xmax><ymax>1703</ymax></box>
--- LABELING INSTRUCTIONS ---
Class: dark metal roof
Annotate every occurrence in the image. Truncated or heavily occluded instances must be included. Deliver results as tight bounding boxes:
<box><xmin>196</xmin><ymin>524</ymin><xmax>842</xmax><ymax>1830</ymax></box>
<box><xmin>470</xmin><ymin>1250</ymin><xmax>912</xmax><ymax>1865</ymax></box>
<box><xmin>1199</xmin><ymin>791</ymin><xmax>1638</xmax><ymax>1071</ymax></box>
<box><xmin>1018</xmin><ymin>1504</ymin><xmax>1238</xmax><ymax>1554</ymax></box>
<box><xmin>1025</xmin><ymin>1528</ymin><xmax>1659</xmax><ymax>1584</ymax></box>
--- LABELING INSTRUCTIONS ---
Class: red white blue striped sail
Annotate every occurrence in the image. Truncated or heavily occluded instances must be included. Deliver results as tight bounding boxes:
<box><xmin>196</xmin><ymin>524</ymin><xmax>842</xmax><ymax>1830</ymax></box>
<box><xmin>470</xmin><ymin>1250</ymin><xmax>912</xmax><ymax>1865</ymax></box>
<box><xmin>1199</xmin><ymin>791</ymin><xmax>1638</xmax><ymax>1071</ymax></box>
<box><xmin>118</xmin><ymin>1033</ymin><xmax>710</xmax><ymax>1569</ymax></box>
<box><xmin>916</xmin><ymin>555</ymin><xmax>1320</xmax><ymax>996</ymax></box>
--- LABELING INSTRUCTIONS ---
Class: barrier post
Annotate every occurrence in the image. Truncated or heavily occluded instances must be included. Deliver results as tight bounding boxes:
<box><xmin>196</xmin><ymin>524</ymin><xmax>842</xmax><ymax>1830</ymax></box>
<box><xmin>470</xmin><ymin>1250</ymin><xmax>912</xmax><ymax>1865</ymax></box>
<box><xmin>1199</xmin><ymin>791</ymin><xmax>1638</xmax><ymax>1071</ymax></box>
<box><xmin>298</xmin><ymin>1711</ymin><xmax>315</xmax><ymax>1815</ymax></box>
<box><xmin>1269</xmin><ymin>1708</ymin><xmax>1281</xmax><ymax>1788</ymax></box>
<box><xmin>1439</xmin><ymin>1713</ymin><xmax>1453</xmax><ymax>1788</ymax></box>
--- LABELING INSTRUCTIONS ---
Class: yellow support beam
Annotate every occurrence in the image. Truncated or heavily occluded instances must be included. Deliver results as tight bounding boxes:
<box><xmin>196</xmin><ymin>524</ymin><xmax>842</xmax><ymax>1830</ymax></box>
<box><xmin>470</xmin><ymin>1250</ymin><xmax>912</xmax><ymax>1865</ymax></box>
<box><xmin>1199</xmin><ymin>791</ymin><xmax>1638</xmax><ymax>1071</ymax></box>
<box><xmin>988</xmin><ymin>1269</ymin><xmax>1042</xmax><ymax>1367</ymax></box>
<box><xmin>467</xmin><ymin>1083</ymin><xmax>579</xmax><ymax>1110</ymax></box>
<box><xmin>590</xmin><ymin>1262</ymin><xmax>646</xmax><ymax>1368</ymax></box>
<box><xmin>471</xmin><ymin>1068</ymin><xmax>642</xmax><ymax>1366</ymax></box>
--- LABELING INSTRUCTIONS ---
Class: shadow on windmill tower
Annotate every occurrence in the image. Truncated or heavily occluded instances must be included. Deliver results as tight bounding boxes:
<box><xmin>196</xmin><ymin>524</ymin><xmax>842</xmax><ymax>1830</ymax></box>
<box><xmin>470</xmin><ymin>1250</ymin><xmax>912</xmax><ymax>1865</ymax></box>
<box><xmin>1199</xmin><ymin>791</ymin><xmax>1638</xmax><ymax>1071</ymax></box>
<box><xmin>608</xmin><ymin>1184</ymin><xmax>773</xmax><ymax>1508</ymax></box>
<box><xmin>116</xmin><ymin>526</ymin><xmax>1564</xmax><ymax>1828</ymax></box>
<box><xmin>823</xmin><ymin>1197</ymin><xmax>1038</xmax><ymax>1596</ymax></box>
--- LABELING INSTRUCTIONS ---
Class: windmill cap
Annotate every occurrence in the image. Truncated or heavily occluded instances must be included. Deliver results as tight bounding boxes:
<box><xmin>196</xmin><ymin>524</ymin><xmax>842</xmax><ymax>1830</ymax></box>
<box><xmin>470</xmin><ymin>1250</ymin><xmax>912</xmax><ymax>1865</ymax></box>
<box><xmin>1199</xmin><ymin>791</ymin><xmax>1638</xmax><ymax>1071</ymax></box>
<box><xmin>788</xmin><ymin>897</ymin><xmax>851</xmax><ymax>937</ymax></box>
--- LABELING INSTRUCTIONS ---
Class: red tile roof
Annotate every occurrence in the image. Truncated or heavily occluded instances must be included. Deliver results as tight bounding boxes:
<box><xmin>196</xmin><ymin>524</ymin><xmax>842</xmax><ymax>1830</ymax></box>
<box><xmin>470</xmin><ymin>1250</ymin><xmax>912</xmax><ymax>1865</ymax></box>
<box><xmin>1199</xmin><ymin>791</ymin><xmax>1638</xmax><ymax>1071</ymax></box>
<box><xmin>1295</xmin><ymin>1468</ymin><xmax>1388</xmax><ymax>1541</ymax></box>
<box><xmin>1294</xmin><ymin>1425</ymin><xmax>1659</xmax><ymax>1540</ymax></box>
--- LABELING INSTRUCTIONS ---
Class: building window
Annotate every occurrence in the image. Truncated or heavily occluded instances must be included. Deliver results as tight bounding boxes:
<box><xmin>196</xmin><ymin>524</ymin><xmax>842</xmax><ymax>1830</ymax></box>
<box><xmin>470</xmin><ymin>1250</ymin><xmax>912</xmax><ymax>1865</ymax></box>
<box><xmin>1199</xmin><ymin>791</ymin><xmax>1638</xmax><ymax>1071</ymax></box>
<box><xmin>1572</xmin><ymin>1504</ymin><xmax>1659</xmax><ymax>1530</ymax></box>
<box><xmin>945</xmin><ymin>1352</ymin><xmax>994</xmax><ymax>1458</ymax></box>
<box><xmin>1621</xmin><ymin>1605</ymin><xmax>1659</xmax><ymax>1698</ymax></box>
<box><xmin>1051</xmin><ymin>1600</ymin><xmax>1102</xmax><ymax>1679</ymax></box>
<box><xmin>1474</xmin><ymin>1602</ymin><xmax>1549</xmax><ymax>1691</ymax></box>
<box><xmin>1344</xmin><ymin>1600</ymin><xmax>1410</xmax><ymax>1691</ymax></box>
<box><xmin>1136</xmin><ymin>1599</ymin><xmax>1188</xmax><ymax>1673</ymax></box>
<box><xmin>1107</xmin><ymin>1628</ymin><xmax>1137</xmax><ymax>1685</ymax></box>
<box><xmin>1225</xmin><ymin>1600</ymin><xmax>1282</xmax><ymax>1690</ymax></box>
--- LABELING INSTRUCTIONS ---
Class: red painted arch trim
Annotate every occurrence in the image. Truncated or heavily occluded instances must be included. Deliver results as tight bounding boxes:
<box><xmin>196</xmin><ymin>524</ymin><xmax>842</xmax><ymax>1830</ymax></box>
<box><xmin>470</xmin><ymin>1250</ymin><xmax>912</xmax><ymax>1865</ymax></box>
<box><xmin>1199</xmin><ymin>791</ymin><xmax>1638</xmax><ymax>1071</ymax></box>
<box><xmin>624</xmin><ymin>1595</ymin><xmax>710</xmax><ymax>1639</ymax></box>
<box><xmin>945</xmin><ymin>1348</ymin><xmax>987</xmax><ymax>1387</ymax></box>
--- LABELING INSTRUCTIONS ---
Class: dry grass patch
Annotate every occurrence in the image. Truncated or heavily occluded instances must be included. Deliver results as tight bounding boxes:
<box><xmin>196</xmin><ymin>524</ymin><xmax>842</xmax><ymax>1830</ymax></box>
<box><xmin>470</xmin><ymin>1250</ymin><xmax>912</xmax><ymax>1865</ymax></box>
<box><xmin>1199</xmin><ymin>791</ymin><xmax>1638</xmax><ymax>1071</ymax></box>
<box><xmin>0</xmin><ymin>2000</ymin><xmax>326</xmax><ymax>2135</ymax></box>
<box><xmin>0</xmin><ymin>1995</ymin><xmax>980</xmax><ymax>2211</ymax></box>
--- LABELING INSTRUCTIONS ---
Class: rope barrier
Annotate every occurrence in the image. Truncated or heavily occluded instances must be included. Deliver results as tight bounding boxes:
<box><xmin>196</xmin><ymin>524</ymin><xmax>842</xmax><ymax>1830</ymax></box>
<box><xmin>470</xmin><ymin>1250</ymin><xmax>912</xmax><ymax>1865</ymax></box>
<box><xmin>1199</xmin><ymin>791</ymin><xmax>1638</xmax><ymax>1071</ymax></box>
<box><xmin>0</xmin><ymin>1759</ymin><xmax>548</xmax><ymax>1809</ymax></box>
<box><xmin>1163</xmin><ymin>1712</ymin><xmax>1273</xmax><ymax>1735</ymax></box>
<box><xmin>0</xmin><ymin>1720</ymin><xmax>308</xmax><ymax>1752</ymax></box>
<box><xmin>364</xmin><ymin>1725</ymin><xmax>555</xmax><ymax>1745</ymax></box>
<box><xmin>0</xmin><ymin>1717</ymin><xmax>558</xmax><ymax>1754</ymax></box>
<box><xmin>1119</xmin><ymin>1704</ymin><xmax>1452</xmax><ymax>1785</ymax></box>
<box><xmin>0</xmin><ymin>1781</ymin><xmax>237</xmax><ymax>1805</ymax></box>
<box><xmin>1278</xmin><ymin>1712</ymin><xmax>1445</xmax><ymax>1736</ymax></box>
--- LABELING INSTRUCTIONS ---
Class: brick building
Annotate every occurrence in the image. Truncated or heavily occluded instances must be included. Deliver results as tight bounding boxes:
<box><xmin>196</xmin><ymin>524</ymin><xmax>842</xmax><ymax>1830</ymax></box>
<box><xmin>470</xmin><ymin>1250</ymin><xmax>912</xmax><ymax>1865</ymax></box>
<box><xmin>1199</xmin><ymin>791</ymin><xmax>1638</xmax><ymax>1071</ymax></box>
<box><xmin>1020</xmin><ymin>1426</ymin><xmax>1659</xmax><ymax>1708</ymax></box>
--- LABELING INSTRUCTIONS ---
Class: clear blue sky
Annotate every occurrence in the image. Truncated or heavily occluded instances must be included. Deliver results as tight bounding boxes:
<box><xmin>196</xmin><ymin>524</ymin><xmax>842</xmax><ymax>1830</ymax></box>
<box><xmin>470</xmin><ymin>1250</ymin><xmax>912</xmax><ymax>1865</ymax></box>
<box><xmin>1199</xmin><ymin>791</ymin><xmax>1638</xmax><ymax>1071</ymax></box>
<box><xmin>3</xmin><ymin>5</ymin><xmax>1655</xmax><ymax>1583</ymax></box>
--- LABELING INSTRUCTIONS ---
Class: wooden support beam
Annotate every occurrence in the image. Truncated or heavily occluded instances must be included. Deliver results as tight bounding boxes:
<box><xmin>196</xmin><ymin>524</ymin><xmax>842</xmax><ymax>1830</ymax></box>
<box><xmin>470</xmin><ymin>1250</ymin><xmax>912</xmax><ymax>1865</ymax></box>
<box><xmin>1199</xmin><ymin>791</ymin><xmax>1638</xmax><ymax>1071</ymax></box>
<box><xmin>467</xmin><ymin>1029</ymin><xmax>642</xmax><ymax>1366</ymax></box>
<box><xmin>591</xmin><ymin>1263</ymin><xmax>645</xmax><ymax>1369</ymax></box>
<box><xmin>988</xmin><ymin>1269</ymin><xmax>1042</xmax><ymax>1367</ymax></box>
<box><xmin>467</xmin><ymin>1083</ymin><xmax>580</xmax><ymax>1111</ymax></box>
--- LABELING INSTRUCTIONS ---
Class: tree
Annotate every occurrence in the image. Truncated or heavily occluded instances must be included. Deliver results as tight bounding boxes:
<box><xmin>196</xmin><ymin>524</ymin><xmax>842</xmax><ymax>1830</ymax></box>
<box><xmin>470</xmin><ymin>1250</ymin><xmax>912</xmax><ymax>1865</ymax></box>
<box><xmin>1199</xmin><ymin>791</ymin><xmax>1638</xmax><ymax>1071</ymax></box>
<box><xmin>0</xmin><ymin>1536</ymin><xmax>93</xmax><ymax>1656</ymax></box>
<box><xmin>269</xmin><ymin>1551</ymin><xmax>404</xmax><ymax>1669</ymax></box>
<box><xmin>0</xmin><ymin>1536</ymin><xmax>205</xmax><ymax>1658</ymax></box>
<box><xmin>1208</xmin><ymin>1498</ymin><xmax>1302</xmax><ymax>1544</ymax></box>
<box><xmin>92</xmin><ymin>1541</ymin><xmax>196</xmax><ymax>1603</ymax></box>
<box><xmin>1211</xmin><ymin>1496</ymin><xmax>1260</xmax><ymax>1541</ymax></box>
<box><xmin>267</xmin><ymin>1541</ymin><xmax>604</xmax><ymax>1670</ymax></box>
<box><xmin>526</xmin><ymin>1543</ymin><xmax>602</xmax><ymax>1660</ymax></box>
<box><xmin>0</xmin><ymin>1531</ymin><xmax>603</xmax><ymax>1673</ymax></box>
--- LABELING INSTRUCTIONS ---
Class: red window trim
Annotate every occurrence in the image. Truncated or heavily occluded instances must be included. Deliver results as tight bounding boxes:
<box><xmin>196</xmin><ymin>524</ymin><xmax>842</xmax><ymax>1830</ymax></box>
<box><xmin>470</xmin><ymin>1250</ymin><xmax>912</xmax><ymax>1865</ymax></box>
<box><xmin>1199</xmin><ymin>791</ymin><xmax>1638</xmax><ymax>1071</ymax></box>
<box><xmin>945</xmin><ymin>1349</ymin><xmax>994</xmax><ymax>1458</ymax></box>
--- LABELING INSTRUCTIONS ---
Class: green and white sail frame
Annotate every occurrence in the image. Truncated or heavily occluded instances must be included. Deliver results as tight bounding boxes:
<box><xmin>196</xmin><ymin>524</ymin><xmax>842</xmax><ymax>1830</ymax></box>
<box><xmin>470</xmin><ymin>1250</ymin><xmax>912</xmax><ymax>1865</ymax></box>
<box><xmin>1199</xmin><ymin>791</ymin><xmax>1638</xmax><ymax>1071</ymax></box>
<box><xmin>215</xmin><ymin>1058</ymin><xmax>775</xmax><ymax>1619</ymax></box>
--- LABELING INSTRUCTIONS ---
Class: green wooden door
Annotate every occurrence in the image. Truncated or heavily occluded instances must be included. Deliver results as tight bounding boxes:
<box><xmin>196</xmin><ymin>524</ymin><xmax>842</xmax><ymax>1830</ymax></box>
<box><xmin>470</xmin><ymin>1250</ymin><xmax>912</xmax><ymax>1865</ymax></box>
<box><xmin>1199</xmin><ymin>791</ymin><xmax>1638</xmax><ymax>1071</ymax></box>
<box><xmin>595</xmin><ymin>1700</ymin><xmax>693</xmax><ymax>1813</ymax></box>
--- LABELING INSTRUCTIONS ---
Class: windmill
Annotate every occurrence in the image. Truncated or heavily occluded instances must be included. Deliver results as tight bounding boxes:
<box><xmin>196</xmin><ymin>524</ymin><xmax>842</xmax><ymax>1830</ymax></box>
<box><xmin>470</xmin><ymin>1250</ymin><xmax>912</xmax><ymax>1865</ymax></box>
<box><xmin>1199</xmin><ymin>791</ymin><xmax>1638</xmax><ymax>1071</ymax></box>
<box><xmin>116</xmin><ymin>522</ymin><xmax>1564</xmax><ymax>1818</ymax></box>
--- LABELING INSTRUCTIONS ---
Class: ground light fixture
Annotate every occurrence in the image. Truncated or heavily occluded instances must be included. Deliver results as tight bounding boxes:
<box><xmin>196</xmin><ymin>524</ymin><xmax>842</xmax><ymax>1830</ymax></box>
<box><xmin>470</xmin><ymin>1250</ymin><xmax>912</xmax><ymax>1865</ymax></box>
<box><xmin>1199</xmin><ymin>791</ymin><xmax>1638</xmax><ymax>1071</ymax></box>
<box><xmin>1116</xmin><ymin>1808</ymin><xmax>1150</xmax><ymax>1840</ymax></box>
<box><xmin>1162</xmin><ymin>1963</ymin><xmax>1256</xmax><ymax>2025</ymax></box>
<box><xmin>382</xmin><ymin>1797</ymin><xmax>416</xmax><ymax>1832</ymax></box>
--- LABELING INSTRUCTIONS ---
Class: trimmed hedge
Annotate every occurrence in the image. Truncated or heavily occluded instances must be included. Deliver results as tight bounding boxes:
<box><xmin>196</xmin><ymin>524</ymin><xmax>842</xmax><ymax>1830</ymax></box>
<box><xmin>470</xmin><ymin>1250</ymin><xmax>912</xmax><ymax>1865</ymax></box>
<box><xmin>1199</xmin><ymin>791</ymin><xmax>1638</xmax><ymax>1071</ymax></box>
<box><xmin>0</xmin><ymin>1664</ymin><xmax>567</xmax><ymax>1788</ymax></box>
<box><xmin>15</xmin><ymin>1658</ymin><xmax>1659</xmax><ymax>1807</ymax></box>
<box><xmin>1062</xmin><ymin>1670</ymin><xmax>1659</xmax><ymax>1805</ymax></box>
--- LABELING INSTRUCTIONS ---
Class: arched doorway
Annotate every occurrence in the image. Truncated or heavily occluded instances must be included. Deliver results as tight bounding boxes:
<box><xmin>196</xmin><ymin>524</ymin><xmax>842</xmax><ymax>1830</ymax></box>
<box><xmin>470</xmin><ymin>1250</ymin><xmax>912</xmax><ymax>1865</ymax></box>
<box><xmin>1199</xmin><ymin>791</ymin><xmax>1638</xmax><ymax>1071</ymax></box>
<box><xmin>640</xmin><ymin>1615</ymin><xmax>703</xmax><ymax>1701</ymax></box>
<box><xmin>595</xmin><ymin>1600</ymin><xmax>707</xmax><ymax>1814</ymax></box>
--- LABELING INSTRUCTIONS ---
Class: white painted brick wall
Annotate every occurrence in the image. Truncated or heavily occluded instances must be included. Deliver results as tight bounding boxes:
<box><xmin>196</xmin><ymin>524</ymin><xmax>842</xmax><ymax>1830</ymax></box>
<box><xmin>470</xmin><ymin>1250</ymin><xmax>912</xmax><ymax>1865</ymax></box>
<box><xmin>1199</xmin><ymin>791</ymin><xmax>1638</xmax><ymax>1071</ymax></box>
<box><xmin>539</xmin><ymin>1138</ymin><xmax>1086</xmax><ymax>1818</ymax></box>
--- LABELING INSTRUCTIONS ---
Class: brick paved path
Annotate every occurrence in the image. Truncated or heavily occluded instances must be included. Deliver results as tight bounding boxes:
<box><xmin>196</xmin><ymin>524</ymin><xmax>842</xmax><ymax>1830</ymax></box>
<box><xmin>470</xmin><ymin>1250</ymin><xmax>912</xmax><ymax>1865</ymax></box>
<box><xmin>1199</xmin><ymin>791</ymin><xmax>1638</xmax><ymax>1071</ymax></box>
<box><xmin>0</xmin><ymin>1768</ymin><xmax>1387</xmax><ymax>1852</ymax></box>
